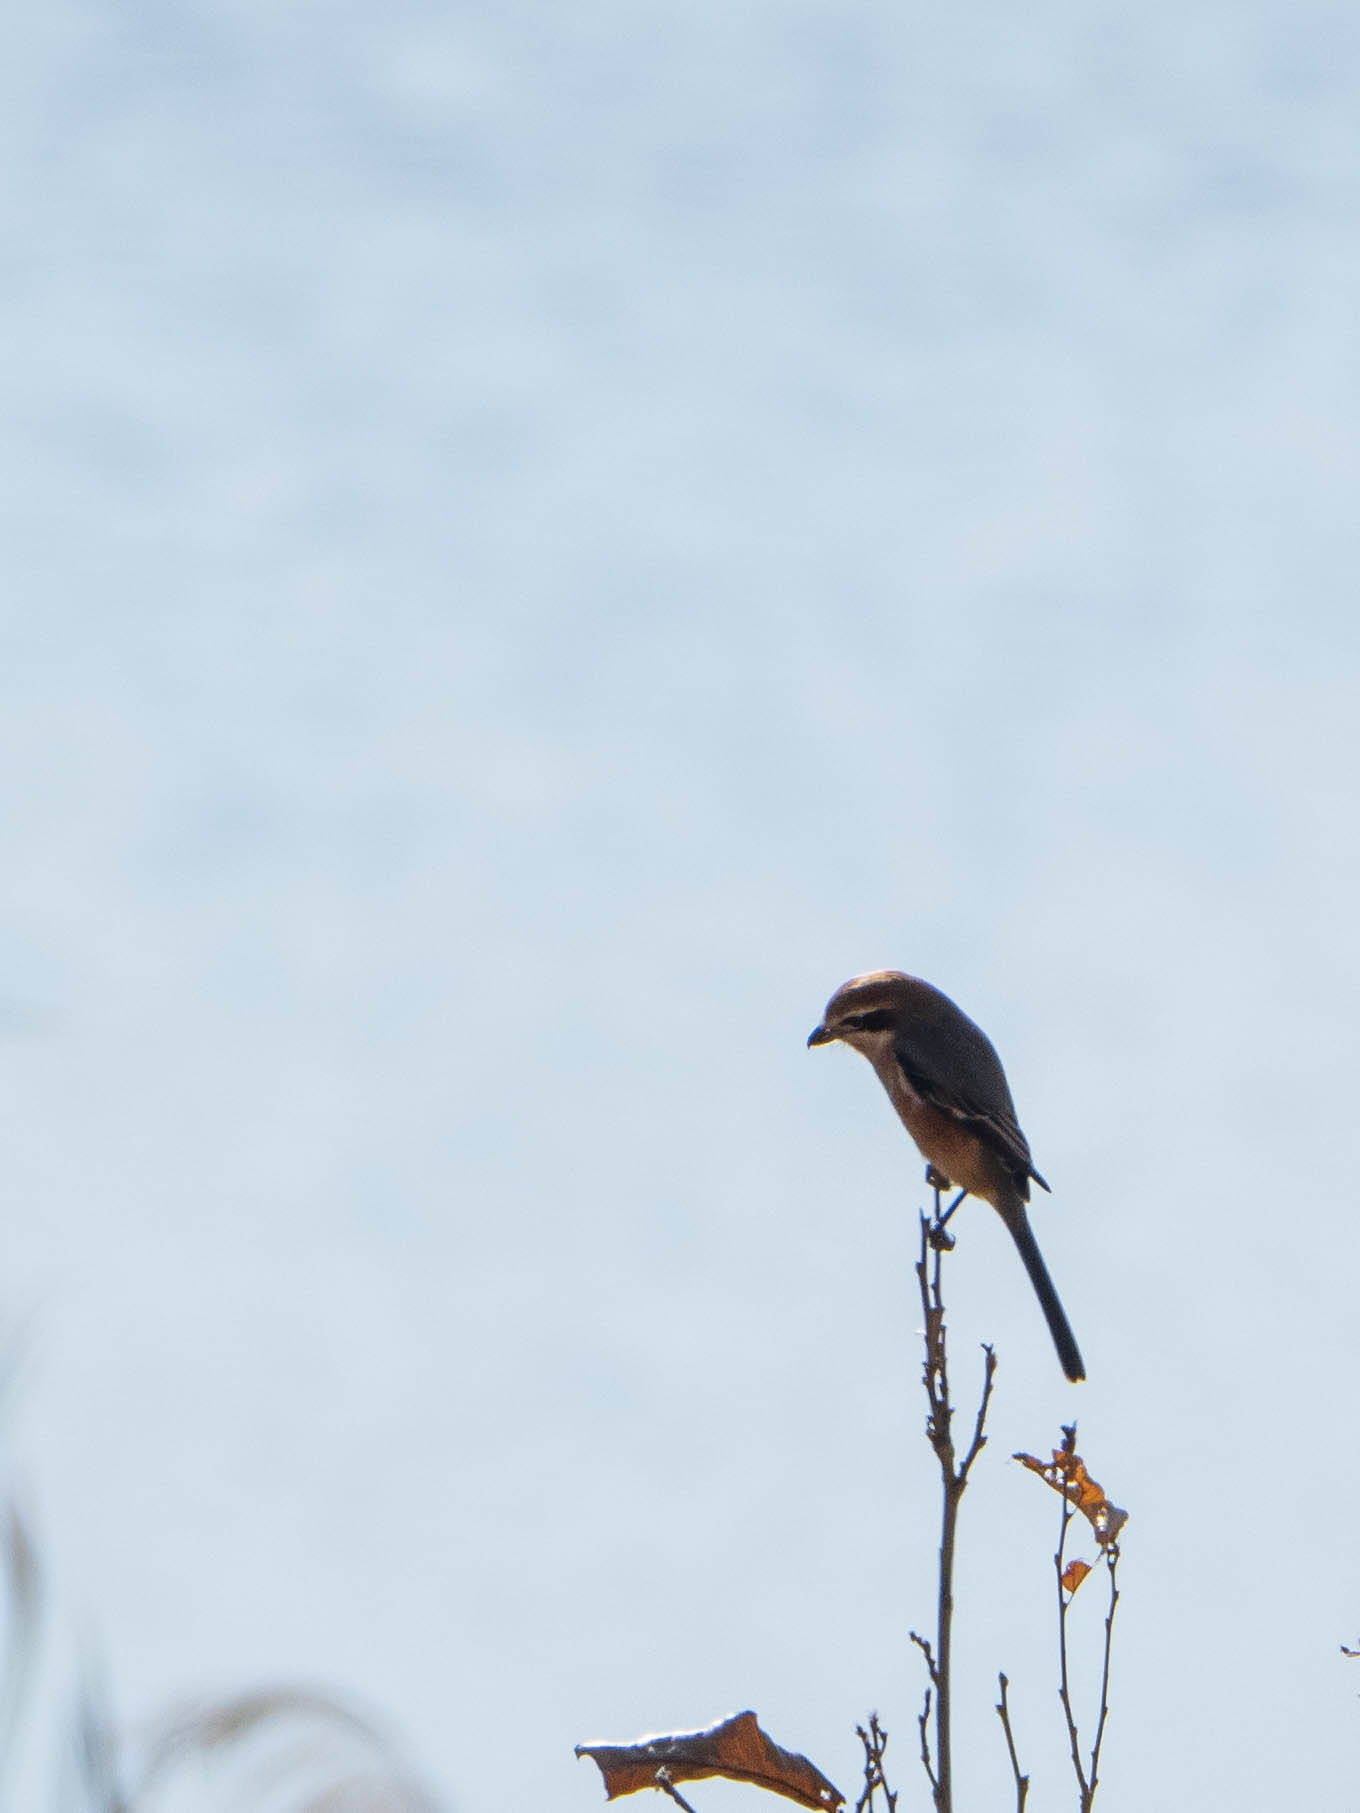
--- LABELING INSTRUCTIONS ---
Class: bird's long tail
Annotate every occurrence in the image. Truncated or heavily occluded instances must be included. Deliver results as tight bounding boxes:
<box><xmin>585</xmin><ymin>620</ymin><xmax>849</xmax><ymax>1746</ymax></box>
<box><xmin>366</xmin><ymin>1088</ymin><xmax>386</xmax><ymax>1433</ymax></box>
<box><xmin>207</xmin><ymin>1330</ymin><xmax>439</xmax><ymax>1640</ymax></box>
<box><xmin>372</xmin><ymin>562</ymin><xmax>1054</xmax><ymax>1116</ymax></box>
<box><xmin>1003</xmin><ymin>1206</ymin><xmax>1085</xmax><ymax>1382</ymax></box>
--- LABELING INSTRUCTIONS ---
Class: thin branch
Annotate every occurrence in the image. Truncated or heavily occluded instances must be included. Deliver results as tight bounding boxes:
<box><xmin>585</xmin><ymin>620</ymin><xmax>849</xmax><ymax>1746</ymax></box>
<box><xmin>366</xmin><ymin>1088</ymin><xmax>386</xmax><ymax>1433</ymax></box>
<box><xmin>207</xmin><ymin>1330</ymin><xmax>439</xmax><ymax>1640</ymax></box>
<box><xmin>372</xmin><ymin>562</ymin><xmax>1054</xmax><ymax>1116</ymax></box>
<box><xmin>958</xmin><ymin>1346</ymin><xmax>996</xmax><ymax>1483</ymax></box>
<box><xmin>914</xmin><ymin>1687</ymin><xmax>937</xmax><ymax>1798</ymax></box>
<box><xmin>994</xmin><ymin>1674</ymin><xmax>1028</xmax><ymax>1813</ymax></box>
<box><xmin>853</xmin><ymin>1714</ymin><xmax>898</xmax><ymax>1813</ymax></box>
<box><xmin>1046</xmin><ymin>1424</ymin><xmax>1123</xmax><ymax>1813</ymax></box>
<box><xmin>911</xmin><ymin>1188</ymin><xmax>997</xmax><ymax>1813</ymax></box>
<box><xmin>908</xmin><ymin>1630</ymin><xmax>939</xmax><ymax>1690</ymax></box>
<box><xmin>1054</xmin><ymin>1435</ymin><xmax>1090</xmax><ymax>1809</ymax></box>
<box><xmin>655</xmin><ymin>1768</ymin><xmax>700</xmax><ymax>1813</ymax></box>
<box><xmin>1086</xmin><ymin>1551</ymin><xmax>1121</xmax><ymax>1796</ymax></box>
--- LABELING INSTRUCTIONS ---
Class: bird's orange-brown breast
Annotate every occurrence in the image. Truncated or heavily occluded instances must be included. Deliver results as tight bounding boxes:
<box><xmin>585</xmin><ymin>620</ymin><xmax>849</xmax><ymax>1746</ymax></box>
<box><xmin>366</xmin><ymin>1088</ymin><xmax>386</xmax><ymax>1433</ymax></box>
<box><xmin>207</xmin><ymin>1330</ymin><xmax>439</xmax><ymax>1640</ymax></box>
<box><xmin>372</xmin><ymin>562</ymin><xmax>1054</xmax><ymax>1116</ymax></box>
<box><xmin>870</xmin><ymin>1052</ymin><xmax>1017</xmax><ymax>1212</ymax></box>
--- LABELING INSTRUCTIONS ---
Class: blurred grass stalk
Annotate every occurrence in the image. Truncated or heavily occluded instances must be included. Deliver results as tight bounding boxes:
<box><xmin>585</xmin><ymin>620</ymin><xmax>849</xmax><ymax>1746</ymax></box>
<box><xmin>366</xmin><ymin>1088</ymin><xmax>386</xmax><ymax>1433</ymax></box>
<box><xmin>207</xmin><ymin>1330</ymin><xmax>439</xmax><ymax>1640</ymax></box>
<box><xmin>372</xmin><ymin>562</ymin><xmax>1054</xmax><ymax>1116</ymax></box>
<box><xmin>1</xmin><ymin>1430</ymin><xmax>442</xmax><ymax>1812</ymax></box>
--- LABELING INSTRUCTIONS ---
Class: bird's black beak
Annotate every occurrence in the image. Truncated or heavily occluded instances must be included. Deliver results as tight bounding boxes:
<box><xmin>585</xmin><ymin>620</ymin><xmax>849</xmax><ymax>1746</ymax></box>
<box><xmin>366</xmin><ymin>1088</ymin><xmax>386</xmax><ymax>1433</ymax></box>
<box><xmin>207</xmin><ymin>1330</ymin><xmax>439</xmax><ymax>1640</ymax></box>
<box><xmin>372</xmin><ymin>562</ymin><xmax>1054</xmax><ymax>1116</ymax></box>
<box><xmin>807</xmin><ymin>1023</ymin><xmax>836</xmax><ymax>1047</ymax></box>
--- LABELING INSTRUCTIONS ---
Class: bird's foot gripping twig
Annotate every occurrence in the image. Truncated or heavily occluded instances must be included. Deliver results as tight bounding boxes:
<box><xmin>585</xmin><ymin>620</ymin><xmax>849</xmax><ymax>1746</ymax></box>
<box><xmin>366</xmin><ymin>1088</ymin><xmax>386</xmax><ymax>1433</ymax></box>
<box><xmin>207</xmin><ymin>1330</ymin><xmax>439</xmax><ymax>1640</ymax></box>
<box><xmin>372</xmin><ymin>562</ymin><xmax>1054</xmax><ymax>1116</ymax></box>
<box><xmin>924</xmin><ymin>1171</ymin><xmax>964</xmax><ymax>1248</ymax></box>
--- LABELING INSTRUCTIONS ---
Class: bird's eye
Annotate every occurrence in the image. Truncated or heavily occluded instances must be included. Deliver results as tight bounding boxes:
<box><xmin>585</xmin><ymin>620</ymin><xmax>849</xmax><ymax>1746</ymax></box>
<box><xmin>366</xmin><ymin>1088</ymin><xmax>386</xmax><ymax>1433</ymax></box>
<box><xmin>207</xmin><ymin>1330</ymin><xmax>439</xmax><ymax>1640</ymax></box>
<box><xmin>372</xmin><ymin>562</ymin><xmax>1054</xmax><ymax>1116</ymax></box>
<box><xmin>852</xmin><ymin>1009</ymin><xmax>894</xmax><ymax>1032</ymax></box>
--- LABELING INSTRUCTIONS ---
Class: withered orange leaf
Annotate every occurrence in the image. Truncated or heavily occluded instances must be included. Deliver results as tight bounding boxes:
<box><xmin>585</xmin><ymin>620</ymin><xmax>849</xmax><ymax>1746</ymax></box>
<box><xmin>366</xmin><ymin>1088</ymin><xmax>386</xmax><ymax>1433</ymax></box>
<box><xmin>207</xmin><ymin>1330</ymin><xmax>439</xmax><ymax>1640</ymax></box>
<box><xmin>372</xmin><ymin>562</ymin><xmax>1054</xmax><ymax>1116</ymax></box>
<box><xmin>1061</xmin><ymin>1559</ymin><xmax>1092</xmax><ymax>1594</ymax></box>
<box><xmin>1014</xmin><ymin>1446</ymin><xmax>1128</xmax><ymax>1551</ymax></box>
<box><xmin>576</xmin><ymin>1710</ymin><xmax>843</xmax><ymax>1810</ymax></box>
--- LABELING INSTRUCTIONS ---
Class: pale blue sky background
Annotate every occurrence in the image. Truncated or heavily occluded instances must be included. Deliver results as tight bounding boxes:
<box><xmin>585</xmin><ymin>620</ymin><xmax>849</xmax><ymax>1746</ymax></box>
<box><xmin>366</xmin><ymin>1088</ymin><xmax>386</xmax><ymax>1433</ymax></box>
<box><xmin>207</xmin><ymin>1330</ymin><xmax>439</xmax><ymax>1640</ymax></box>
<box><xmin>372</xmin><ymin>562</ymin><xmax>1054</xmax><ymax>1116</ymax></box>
<box><xmin>4</xmin><ymin>1</ymin><xmax>1360</xmax><ymax>1808</ymax></box>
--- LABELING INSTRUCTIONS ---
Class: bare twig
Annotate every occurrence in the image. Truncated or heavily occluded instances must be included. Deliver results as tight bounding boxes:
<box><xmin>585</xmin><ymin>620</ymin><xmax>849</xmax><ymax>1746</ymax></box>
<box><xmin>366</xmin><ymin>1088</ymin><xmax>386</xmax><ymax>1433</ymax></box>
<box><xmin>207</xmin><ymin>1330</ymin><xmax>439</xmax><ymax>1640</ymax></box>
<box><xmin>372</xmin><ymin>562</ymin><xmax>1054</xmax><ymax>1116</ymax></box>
<box><xmin>1055</xmin><ymin>1443</ymin><xmax>1084</xmax><ymax>1802</ymax></box>
<box><xmin>908</xmin><ymin>1634</ymin><xmax>940</xmax><ymax>1789</ymax></box>
<box><xmin>1051</xmin><ymin>1426</ymin><xmax>1122</xmax><ymax>1813</ymax></box>
<box><xmin>655</xmin><ymin>1766</ymin><xmax>700</xmax><ymax>1813</ymax></box>
<box><xmin>908</xmin><ymin>1630</ymin><xmax>939</xmax><ymax>1690</ymax></box>
<box><xmin>853</xmin><ymin>1713</ymin><xmax>898</xmax><ymax>1813</ymax></box>
<box><xmin>914</xmin><ymin>1688</ymin><xmax>936</xmax><ymax>1798</ymax></box>
<box><xmin>995</xmin><ymin>1674</ymin><xmax>1028</xmax><ymax>1813</ymax></box>
<box><xmin>1087</xmin><ymin>1549</ymin><xmax>1120</xmax><ymax>1795</ymax></box>
<box><xmin>912</xmin><ymin>1189</ymin><xmax>998</xmax><ymax>1813</ymax></box>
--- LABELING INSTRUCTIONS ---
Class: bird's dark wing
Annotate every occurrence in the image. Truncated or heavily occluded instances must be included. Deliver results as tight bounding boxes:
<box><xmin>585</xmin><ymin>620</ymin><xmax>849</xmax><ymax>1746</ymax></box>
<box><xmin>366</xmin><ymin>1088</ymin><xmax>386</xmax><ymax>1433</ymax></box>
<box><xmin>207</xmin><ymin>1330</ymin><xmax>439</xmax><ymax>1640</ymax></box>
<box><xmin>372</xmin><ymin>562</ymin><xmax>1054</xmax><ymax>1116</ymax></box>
<box><xmin>891</xmin><ymin>1018</ymin><xmax>1047</xmax><ymax>1195</ymax></box>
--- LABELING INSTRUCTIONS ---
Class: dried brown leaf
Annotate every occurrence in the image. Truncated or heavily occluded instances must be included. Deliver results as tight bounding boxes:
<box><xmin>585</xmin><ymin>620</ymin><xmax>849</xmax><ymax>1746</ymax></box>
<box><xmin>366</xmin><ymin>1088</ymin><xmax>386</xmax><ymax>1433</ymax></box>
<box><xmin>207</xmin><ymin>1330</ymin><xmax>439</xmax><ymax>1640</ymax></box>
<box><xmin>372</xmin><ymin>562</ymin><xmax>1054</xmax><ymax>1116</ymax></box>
<box><xmin>577</xmin><ymin>1711</ymin><xmax>843</xmax><ymax>1811</ymax></box>
<box><xmin>1015</xmin><ymin>1445</ymin><xmax>1128</xmax><ymax>1550</ymax></box>
<box><xmin>1060</xmin><ymin>1560</ymin><xmax>1091</xmax><ymax>1594</ymax></box>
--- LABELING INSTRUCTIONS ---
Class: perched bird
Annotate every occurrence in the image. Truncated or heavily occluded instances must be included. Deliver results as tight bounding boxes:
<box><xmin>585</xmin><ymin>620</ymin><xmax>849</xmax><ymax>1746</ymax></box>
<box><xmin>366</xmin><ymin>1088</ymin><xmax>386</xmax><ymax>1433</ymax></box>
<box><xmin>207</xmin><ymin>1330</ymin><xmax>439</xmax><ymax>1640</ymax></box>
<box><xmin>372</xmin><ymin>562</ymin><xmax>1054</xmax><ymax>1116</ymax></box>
<box><xmin>808</xmin><ymin>970</ymin><xmax>1084</xmax><ymax>1382</ymax></box>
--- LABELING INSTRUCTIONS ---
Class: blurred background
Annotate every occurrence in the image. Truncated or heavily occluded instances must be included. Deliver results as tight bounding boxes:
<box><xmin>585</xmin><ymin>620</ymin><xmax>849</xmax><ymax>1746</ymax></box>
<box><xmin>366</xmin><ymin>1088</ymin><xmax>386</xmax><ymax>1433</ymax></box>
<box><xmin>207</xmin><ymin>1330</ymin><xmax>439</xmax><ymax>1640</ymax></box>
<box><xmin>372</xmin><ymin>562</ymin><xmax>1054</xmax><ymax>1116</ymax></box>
<box><xmin>4</xmin><ymin>0</ymin><xmax>1360</xmax><ymax>1806</ymax></box>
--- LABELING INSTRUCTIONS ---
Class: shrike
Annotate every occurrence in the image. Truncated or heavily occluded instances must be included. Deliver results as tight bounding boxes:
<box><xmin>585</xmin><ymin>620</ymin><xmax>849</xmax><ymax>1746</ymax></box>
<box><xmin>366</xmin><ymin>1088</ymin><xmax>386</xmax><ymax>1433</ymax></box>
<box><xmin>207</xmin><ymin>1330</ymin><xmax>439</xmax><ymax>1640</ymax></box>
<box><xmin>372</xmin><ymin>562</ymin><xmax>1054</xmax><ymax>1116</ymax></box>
<box><xmin>808</xmin><ymin>970</ymin><xmax>1085</xmax><ymax>1382</ymax></box>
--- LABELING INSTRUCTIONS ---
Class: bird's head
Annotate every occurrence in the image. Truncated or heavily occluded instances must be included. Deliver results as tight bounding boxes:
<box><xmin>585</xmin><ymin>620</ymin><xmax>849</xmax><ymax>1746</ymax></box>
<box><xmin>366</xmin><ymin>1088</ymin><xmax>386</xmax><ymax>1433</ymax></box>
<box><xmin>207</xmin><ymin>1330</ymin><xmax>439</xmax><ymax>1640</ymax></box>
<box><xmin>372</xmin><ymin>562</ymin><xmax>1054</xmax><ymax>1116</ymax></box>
<box><xmin>807</xmin><ymin>970</ymin><xmax>914</xmax><ymax>1053</ymax></box>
